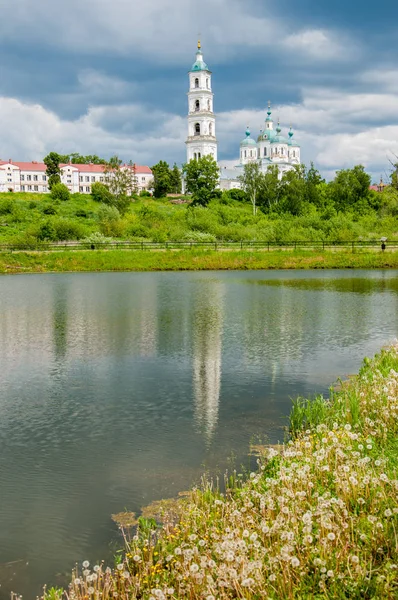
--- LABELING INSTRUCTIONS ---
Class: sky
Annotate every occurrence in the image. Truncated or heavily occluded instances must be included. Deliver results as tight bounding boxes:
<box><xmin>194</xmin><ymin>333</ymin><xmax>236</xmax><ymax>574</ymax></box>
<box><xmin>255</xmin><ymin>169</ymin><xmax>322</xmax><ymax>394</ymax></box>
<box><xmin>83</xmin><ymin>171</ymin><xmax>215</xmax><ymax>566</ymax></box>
<box><xmin>1</xmin><ymin>0</ymin><xmax>398</xmax><ymax>180</ymax></box>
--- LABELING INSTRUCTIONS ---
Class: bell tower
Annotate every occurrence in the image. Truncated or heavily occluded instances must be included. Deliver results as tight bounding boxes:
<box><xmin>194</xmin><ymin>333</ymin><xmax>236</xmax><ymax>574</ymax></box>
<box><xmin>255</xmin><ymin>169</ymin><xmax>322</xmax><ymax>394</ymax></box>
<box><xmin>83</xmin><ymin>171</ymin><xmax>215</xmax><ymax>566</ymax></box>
<box><xmin>185</xmin><ymin>41</ymin><xmax>218</xmax><ymax>163</ymax></box>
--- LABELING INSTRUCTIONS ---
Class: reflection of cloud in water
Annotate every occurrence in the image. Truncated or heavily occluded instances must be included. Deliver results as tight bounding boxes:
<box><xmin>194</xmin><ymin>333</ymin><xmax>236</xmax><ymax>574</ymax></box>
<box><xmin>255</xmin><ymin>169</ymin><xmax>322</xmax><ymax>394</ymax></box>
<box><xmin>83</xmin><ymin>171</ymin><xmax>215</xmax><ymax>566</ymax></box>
<box><xmin>192</xmin><ymin>285</ymin><xmax>223</xmax><ymax>446</ymax></box>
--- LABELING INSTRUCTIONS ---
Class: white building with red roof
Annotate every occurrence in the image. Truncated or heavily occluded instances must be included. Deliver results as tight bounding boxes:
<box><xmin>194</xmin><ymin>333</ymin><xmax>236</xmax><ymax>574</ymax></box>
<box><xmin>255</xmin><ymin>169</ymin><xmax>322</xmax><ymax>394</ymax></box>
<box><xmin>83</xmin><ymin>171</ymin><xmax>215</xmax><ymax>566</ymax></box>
<box><xmin>0</xmin><ymin>160</ymin><xmax>153</xmax><ymax>194</ymax></box>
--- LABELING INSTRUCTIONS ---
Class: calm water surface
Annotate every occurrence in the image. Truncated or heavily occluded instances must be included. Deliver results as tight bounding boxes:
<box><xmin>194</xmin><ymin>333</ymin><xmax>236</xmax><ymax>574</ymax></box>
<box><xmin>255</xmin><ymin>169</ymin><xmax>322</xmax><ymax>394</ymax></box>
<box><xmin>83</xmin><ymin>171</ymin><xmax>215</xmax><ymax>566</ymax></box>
<box><xmin>0</xmin><ymin>270</ymin><xmax>397</xmax><ymax>597</ymax></box>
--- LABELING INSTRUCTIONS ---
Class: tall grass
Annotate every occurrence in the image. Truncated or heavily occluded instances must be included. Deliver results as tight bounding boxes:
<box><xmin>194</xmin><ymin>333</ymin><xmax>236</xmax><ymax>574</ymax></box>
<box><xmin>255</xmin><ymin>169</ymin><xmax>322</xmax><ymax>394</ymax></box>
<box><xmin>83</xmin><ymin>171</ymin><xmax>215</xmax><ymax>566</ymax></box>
<box><xmin>1</xmin><ymin>249</ymin><xmax>398</xmax><ymax>275</ymax></box>
<box><xmin>29</xmin><ymin>344</ymin><xmax>398</xmax><ymax>600</ymax></box>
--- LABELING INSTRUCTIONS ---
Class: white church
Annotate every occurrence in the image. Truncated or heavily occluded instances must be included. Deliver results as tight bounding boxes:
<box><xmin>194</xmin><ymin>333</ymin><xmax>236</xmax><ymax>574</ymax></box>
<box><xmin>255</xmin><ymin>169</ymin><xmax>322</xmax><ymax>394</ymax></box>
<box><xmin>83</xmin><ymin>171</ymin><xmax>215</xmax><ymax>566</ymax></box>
<box><xmin>185</xmin><ymin>42</ymin><xmax>301</xmax><ymax>190</ymax></box>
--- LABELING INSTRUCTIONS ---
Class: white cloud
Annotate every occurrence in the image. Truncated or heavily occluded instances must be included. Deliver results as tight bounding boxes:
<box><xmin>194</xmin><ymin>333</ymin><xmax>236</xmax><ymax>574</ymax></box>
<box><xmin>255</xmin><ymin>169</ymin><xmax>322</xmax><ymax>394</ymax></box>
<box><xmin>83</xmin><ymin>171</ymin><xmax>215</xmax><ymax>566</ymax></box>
<box><xmin>2</xmin><ymin>76</ymin><xmax>398</xmax><ymax>180</ymax></box>
<box><xmin>283</xmin><ymin>29</ymin><xmax>349</xmax><ymax>60</ymax></box>
<box><xmin>0</xmin><ymin>96</ymin><xmax>185</xmax><ymax>165</ymax></box>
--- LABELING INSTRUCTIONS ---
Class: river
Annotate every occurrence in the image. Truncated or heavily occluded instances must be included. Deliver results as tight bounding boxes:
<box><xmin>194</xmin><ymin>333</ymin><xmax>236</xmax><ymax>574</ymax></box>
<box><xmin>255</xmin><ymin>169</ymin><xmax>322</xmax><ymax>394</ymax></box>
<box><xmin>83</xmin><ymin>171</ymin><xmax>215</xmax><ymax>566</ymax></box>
<box><xmin>0</xmin><ymin>270</ymin><xmax>397</xmax><ymax>597</ymax></box>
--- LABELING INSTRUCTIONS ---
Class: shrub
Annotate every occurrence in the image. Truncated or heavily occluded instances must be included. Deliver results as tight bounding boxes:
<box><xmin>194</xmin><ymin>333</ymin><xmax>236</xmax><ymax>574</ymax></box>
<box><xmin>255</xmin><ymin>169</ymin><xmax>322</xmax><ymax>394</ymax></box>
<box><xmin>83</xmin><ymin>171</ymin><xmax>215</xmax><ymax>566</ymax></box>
<box><xmin>183</xmin><ymin>230</ymin><xmax>216</xmax><ymax>242</ymax></box>
<box><xmin>139</xmin><ymin>190</ymin><xmax>151</xmax><ymax>197</ymax></box>
<box><xmin>0</xmin><ymin>198</ymin><xmax>15</xmax><ymax>215</ymax></box>
<box><xmin>82</xmin><ymin>232</ymin><xmax>113</xmax><ymax>246</ymax></box>
<box><xmin>51</xmin><ymin>183</ymin><xmax>70</xmax><ymax>202</ymax></box>
<box><xmin>36</xmin><ymin>220</ymin><xmax>56</xmax><ymax>241</ymax></box>
<box><xmin>43</xmin><ymin>205</ymin><xmax>57</xmax><ymax>215</ymax></box>
<box><xmin>53</xmin><ymin>218</ymin><xmax>86</xmax><ymax>241</ymax></box>
<box><xmin>75</xmin><ymin>208</ymin><xmax>87</xmax><ymax>218</ymax></box>
<box><xmin>28</xmin><ymin>201</ymin><xmax>38</xmax><ymax>209</ymax></box>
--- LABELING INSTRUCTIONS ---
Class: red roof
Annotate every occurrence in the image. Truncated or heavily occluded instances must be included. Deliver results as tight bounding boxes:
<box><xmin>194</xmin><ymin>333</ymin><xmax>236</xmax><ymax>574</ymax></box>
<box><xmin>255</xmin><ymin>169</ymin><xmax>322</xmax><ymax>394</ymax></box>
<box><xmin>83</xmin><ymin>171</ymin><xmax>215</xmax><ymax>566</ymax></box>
<box><xmin>0</xmin><ymin>161</ymin><xmax>152</xmax><ymax>174</ymax></box>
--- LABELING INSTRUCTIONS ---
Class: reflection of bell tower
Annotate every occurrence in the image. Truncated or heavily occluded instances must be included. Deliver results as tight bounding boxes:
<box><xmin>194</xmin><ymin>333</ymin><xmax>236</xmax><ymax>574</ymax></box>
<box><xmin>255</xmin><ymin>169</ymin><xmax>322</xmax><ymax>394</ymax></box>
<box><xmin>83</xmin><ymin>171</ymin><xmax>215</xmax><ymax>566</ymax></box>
<box><xmin>192</xmin><ymin>284</ymin><xmax>223</xmax><ymax>445</ymax></box>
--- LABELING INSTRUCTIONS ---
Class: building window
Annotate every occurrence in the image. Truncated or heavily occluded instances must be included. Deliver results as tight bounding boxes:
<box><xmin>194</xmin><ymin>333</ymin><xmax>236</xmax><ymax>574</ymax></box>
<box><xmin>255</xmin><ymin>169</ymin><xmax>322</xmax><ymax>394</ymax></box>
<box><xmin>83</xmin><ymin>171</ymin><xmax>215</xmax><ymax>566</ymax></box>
<box><xmin>86</xmin><ymin>186</ymin><xmax>90</xmax><ymax>192</ymax></box>
<box><xmin>100</xmin><ymin>177</ymin><xmax>104</xmax><ymax>182</ymax></box>
<box><xmin>244</xmin><ymin>150</ymin><xmax>247</xmax><ymax>158</ymax></box>
<box><xmin>79</xmin><ymin>176</ymin><xmax>83</xmax><ymax>182</ymax></box>
<box><xmin>264</xmin><ymin>148</ymin><xmax>267</xmax><ymax>156</ymax></box>
<box><xmin>195</xmin><ymin>100</ymin><xmax>200</xmax><ymax>111</ymax></box>
<box><xmin>195</xmin><ymin>123</ymin><xmax>200</xmax><ymax>135</ymax></box>
<box><xmin>27</xmin><ymin>175</ymin><xmax>32</xmax><ymax>181</ymax></box>
<box><xmin>209</xmin><ymin>123</ymin><xmax>213</xmax><ymax>135</ymax></box>
<box><xmin>141</xmin><ymin>177</ymin><xmax>145</xmax><ymax>182</ymax></box>
<box><xmin>207</xmin><ymin>99</ymin><xmax>211</xmax><ymax>111</ymax></box>
<box><xmin>43</xmin><ymin>187</ymin><xmax>47</xmax><ymax>192</ymax></box>
<box><xmin>293</xmin><ymin>151</ymin><xmax>296</xmax><ymax>157</ymax></box>
<box><xmin>198</xmin><ymin>152</ymin><xmax>201</xmax><ymax>159</ymax></box>
<box><xmin>79</xmin><ymin>186</ymin><xmax>84</xmax><ymax>192</ymax></box>
<box><xmin>21</xmin><ymin>175</ymin><xmax>25</xmax><ymax>181</ymax></box>
<box><xmin>91</xmin><ymin>176</ymin><xmax>95</xmax><ymax>182</ymax></box>
<box><xmin>206</xmin><ymin>78</ymin><xmax>209</xmax><ymax>88</ymax></box>
<box><xmin>33</xmin><ymin>175</ymin><xmax>38</xmax><ymax>181</ymax></box>
<box><xmin>194</xmin><ymin>77</ymin><xmax>199</xmax><ymax>88</ymax></box>
<box><xmin>42</xmin><ymin>175</ymin><xmax>47</xmax><ymax>181</ymax></box>
<box><xmin>21</xmin><ymin>185</ymin><xmax>25</xmax><ymax>191</ymax></box>
<box><xmin>28</xmin><ymin>185</ymin><xmax>32</xmax><ymax>191</ymax></box>
<box><xmin>34</xmin><ymin>185</ymin><xmax>38</xmax><ymax>191</ymax></box>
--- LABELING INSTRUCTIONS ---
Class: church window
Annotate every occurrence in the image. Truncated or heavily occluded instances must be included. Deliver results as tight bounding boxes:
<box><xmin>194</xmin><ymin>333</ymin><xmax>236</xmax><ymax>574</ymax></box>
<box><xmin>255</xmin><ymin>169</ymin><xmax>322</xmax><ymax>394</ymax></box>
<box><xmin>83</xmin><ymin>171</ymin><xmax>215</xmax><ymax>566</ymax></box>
<box><xmin>207</xmin><ymin>99</ymin><xmax>211</xmax><ymax>111</ymax></box>
<box><xmin>195</xmin><ymin>100</ymin><xmax>200</xmax><ymax>111</ymax></box>
<box><xmin>293</xmin><ymin>150</ymin><xmax>296</xmax><ymax>157</ymax></box>
<box><xmin>193</xmin><ymin>153</ymin><xmax>197</xmax><ymax>160</ymax></box>
<box><xmin>209</xmin><ymin>123</ymin><xmax>213</xmax><ymax>135</ymax></box>
<box><xmin>257</xmin><ymin>148</ymin><xmax>260</xmax><ymax>158</ymax></box>
<box><xmin>206</xmin><ymin>78</ymin><xmax>209</xmax><ymax>88</ymax></box>
<box><xmin>244</xmin><ymin>150</ymin><xmax>247</xmax><ymax>158</ymax></box>
<box><xmin>194</xmin><ymin>78</ymin><xmax>199</xmax><ymax>88</ymax></box>
<box><xmin>198</xmin><ymin>152</ymin><xmax>201</xmax><ymax>159</ymax></box>
<box><xmin>264</xmin><ymin>147</ymin><xmax>267</xmax><ymax>157</ymax></box>
<box><xmin>195</xmin><ymin>123</ymin><xmax>200</xmax><ymax>135</ymax></box>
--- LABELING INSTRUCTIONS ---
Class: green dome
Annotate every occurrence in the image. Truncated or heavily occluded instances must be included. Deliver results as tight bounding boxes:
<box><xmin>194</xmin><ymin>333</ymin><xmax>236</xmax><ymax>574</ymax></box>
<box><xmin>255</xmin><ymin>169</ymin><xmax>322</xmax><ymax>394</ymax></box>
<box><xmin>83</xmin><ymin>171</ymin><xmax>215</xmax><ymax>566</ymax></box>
<box><xmin>288</xmin><ymin>128</ymin><xmax>300</xmax><ymax>147</ymax></box>
<box><xmin>257</xmin><ymin>129</ymin><xmax>277</xmax><ymax>142</ymax></box>
<box><xmin>191</xmin><ymin>50</ymin><xmax>209</xmax><ymax>72</ymax></box>
<box><xmin>241</xmin><ymin>127</ymin><xmax>256</xmax><ymax>146</ymax></box>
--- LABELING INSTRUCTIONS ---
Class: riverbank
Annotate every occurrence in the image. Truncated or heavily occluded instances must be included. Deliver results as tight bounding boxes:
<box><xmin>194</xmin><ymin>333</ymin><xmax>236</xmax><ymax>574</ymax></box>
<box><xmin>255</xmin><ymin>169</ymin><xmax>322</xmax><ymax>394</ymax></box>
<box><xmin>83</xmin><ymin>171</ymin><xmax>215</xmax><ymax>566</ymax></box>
<box><xmin>47</xmin><ymin>344</ymin><xmax>398</xmax><ymax>600</ymax></box>
<box><xmin>1</xmin><ymin>249</ymin><xmax>398</xmax><ymax>274</ymax></box>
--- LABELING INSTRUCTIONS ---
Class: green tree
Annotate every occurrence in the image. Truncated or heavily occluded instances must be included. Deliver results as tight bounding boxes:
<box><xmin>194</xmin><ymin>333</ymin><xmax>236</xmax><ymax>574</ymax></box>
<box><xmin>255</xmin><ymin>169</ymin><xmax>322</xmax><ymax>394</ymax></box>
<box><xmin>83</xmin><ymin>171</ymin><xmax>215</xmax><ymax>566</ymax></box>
<box><xmin>390</xmin><ymin>155</ymin><xmax>398</xmax><ymax>190</ymax></box>
<box><xmin>50</xmin><ymin>183</ymin><xmax>70</xmax><ymax>202</ymax></box>
<box><xmin>102</xmin><ymin>157</ymin><xmax>136</xmax><ymax>214</ymax></box>
<box><xmin>69</xmin><ymin>153</ymin><xmax>107</xmax><ymax>164</ymax></box>
<box><xmin>169</xmin><ymin>163</ymin><xmax>182</xmax><ymax>194</ymax></box>
<box><xmin>44</xmin><ymin>152</ymin><xmax>62</xmax><ymax>190</ymax></box>
<box><xmin>329</xmin><ymin>165</ymin><xmax>371</xmax><ymax>212</ymax></box>
<box><xmin>279</xmin><ymin>165</ymin><xmax>309</xmax><ymax>216</ymax></box>
<box><xmin>151</xmin><ymin>160</ymin><xmax>171</xmax><ymax>198</ymax></box>
<box><xmin>91</xmin><ymin>182</ymin><xmax>114</xmax><ymax>204</ymax></box>
<box><xmin>238</xmin><ymin>162</ymin><xmax>263</xmax><ymax>215</ymax></box>
<box><xmin>182</xmin><ymin>156</ymin><xmax>219</xmax><ymax>206</ymax></box>
<box><xmin>258</xmin><ymin>165</ymin><xmax>282</xmax><ymax>212</ymax></box>
<box><xmin>305</xmin><ymin>163</ymin><xmax>325</xmax><ymax>207</ymax></box>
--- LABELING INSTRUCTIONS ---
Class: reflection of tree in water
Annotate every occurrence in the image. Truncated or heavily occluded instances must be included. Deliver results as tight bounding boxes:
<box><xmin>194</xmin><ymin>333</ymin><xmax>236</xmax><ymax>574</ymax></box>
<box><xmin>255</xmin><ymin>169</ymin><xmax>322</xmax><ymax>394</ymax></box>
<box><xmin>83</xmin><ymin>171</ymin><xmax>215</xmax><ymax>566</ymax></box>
<box><xmin>53</xmin><ymin>281</ymin><xmax>68</xmax><ymax>360</ymax></box>
<box><xmin>192</xmin><ymin>284</ymin><xmax>224</xmax><ymax>446</ymax></box>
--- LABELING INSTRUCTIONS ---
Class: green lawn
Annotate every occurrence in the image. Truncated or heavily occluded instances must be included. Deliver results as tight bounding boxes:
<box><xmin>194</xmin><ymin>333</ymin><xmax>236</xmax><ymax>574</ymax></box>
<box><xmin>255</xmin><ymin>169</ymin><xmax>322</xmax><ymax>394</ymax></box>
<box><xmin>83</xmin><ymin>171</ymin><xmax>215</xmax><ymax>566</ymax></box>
<box><xmin>1</xmin><ymin>249</ymin><xmax>397</xmax><ymax>275</ymax></box>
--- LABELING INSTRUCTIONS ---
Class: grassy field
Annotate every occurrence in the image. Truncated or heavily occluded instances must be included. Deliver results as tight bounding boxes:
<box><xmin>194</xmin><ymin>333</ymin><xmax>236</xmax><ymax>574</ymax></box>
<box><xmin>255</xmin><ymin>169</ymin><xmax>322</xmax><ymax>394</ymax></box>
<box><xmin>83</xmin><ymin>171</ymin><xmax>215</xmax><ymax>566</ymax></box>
<box><xmin>1</xmin><ymin>192</ymin><xmax>398</xmax><ymax>248</ymax></box>
<box><xmin>1</xmin><ymin>249</ymin><xmax>398</xmax><ymax>275</ymax></box>
<box><xmin>40</xmin><ymin>344</ymin><xmax>398</xmax><ymax>600</ymax></box>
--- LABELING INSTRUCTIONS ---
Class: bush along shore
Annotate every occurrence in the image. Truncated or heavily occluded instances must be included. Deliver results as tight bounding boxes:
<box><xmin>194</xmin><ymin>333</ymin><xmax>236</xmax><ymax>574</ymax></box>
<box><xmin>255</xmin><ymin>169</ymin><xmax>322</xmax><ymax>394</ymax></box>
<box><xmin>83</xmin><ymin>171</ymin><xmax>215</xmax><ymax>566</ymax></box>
<box><xmin>39</xmin><ymin>345</ymin><xmax>398</xmax><ymax>600</ymax></box>
<box><xmin>1</xmin><ymin>249</ymin><xmax>398</xmax><ymax>275</ymax></box>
